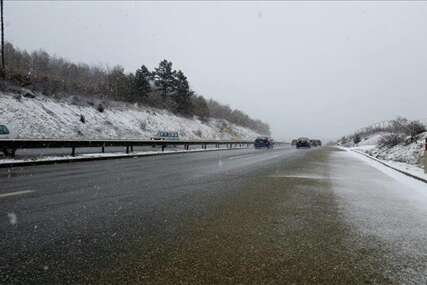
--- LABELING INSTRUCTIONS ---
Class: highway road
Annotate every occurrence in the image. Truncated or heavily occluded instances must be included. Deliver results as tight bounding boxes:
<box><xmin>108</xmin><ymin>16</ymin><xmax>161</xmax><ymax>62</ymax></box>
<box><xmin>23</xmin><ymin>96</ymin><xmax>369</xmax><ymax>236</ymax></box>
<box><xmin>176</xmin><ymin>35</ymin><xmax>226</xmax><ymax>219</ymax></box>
<box><xmin>1</xmin><ymin>146</ymin><xmax>426</xmax><ymax>284</ymax></box>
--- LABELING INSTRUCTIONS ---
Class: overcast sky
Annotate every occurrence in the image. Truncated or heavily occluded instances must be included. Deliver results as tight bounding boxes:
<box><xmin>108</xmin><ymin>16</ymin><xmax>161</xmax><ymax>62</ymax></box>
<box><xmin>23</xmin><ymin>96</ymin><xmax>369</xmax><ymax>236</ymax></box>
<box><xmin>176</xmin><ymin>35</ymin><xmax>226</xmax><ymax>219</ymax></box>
<box><xmin>5</xmin><ymin>1</ymin><xmax>427</xmax><ymax>140</ymax></box>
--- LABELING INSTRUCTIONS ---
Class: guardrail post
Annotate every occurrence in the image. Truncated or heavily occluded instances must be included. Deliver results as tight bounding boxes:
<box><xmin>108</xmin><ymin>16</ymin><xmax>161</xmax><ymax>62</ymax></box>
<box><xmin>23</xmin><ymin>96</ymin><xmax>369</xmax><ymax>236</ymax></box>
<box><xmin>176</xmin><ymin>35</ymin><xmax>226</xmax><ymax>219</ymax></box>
<box><xmin>126</xmin><ymin>146</ymin><xmax>129</xmax><ymax>154</ymax></box>
<box><xmin>424</xmin><ymin>138</ymin><xmax>427</xmax><ymax>174</ymax></box>
<box><xmin>101</xmin><ymin>146</ymin><xmax>105</xmax><ymax>153</ymax></box>
<box><xmin>162</xmin><ymin>145</ymin><xmax>165</xmax><ymax>152</ymax></box>
<box><xmin>131</xmin><ymin>145</ymin><xmax>134</xmax><ymax>152</ymax></box>
<box><xmin>71</xmin><ymin>147</ymin><xmax>76</xmax><ymax>157</ymax></box>
<box><xmin>3</xmin><ymin>148</ymin><xmax>16</xmax><ymax>158</ymax></box>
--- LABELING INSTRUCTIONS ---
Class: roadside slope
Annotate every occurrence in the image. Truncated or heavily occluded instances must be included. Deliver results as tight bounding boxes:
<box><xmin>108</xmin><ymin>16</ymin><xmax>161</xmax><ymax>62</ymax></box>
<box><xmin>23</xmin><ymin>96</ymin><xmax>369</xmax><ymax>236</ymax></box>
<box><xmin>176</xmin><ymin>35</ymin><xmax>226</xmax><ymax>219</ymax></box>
<box><xmin>0</xmin><ymin>91</ymin><xmax>261</xmax><ymax>140</ymax></box>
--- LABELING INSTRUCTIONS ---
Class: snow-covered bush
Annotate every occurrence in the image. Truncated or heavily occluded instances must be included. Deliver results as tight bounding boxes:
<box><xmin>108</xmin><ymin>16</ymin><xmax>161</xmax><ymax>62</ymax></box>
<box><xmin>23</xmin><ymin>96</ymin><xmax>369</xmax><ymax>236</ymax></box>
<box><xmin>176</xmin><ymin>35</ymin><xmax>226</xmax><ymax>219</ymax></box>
<box><xmin>378</xmin><ymin>133</ymin><xmax>405</xmax><ymax>148</ymax></box>
<box><xmin>97</xmin><ymin>103</ymin><xmax>105</xmax><ymax>113</ymax></box>
<box><xmin>406</xmin><ymin>120</ymin><xmax>426</xmax><ymax>137</ymax></box>
<box><xmin>194</xmin><ymin>129</ymin><xmax>202</xmax><ymax>137</ymax></box>
<box><xmin>353</xmin><ymin>134</ymin><xmax>361</xmax><ymax>144</ymax></box>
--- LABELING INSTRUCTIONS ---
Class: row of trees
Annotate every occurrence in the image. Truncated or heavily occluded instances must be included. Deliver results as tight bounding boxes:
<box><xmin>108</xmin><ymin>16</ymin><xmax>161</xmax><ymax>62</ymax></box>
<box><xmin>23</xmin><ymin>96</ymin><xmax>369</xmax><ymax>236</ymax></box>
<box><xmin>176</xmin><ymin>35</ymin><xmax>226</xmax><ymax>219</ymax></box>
<box><xmin>2</xmin><ymin>42</ymin><xmax>270</xmax><ymax>134</ymax></box>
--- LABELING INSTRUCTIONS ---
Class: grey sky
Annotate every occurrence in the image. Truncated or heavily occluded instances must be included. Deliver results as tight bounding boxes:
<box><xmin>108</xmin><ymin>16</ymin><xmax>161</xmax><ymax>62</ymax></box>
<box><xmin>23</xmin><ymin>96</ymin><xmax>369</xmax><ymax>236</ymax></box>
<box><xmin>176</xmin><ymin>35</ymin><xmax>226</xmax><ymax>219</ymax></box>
<box><xmin>5</xmin><ymin>1</ymin><xmax>427</xmax><ymax>140</ymax></box>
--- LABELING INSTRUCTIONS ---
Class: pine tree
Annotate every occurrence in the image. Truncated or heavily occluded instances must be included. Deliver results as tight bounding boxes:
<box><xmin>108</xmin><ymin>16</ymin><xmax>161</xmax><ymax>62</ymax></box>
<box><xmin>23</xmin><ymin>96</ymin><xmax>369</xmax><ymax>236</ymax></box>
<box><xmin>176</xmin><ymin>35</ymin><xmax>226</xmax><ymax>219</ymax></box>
<box><xmin>132</xmin><ymin>65</ymin><xmax>152</xmax><ymax>101</ymax></box>
<box><xmin>353</xmin><ymin>134</ymin><xmax>361</xmax><ymax>144</ymax></box>
<box><xmin>174</xmin><ymin>70</ymin><xmax>192</xmax><ymax>116</ymax></box>
<box><xmin>154</xmin><ymin>60</ymin><xmax>175</xmax><ymax>97</ymax></box>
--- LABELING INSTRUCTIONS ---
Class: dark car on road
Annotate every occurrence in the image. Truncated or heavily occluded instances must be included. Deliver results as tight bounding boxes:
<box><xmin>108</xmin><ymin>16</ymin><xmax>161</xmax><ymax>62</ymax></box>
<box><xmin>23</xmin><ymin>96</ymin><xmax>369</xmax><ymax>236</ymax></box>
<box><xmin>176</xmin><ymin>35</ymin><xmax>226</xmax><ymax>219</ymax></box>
<box><xmin>0</xmin><ymin>124</ymin><xmax>10</xmax><ymax>139</ymax></box>
<box><xmin>312</xmin><ymin>139</ymin><xmax>322</xmax><ymax>147</ymax></box>
<box><xmin>310</xmin><ymin>139</ymin><xmax>322</xmax><ymax>147</ymax></box>
<box><xmin>254</xmin><ymin>137</ymin><xmax>273</xmax><ymax>149</ymax></box>
<box><xmin>296</xmin><ymin>137</ymin><xmax>311</xmax><ymax>148</ymax></box>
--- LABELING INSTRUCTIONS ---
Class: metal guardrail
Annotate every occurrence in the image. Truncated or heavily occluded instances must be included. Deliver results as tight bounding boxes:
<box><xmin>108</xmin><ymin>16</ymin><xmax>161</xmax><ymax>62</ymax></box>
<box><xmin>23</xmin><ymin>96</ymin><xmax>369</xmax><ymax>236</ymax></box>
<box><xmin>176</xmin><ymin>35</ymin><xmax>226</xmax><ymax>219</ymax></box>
<box><xmin>0</xmin><ymin>139</ymin><xmax>255</xmax><ymax>157</ymax></box>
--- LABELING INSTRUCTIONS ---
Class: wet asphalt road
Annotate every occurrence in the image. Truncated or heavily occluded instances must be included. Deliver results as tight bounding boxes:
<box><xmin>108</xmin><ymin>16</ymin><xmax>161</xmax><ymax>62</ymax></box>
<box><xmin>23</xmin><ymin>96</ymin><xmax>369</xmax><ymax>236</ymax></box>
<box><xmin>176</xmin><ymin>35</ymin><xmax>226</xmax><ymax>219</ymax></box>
<box><xmin>0</xmin><ymin>146</ymin><xmax>426</xmax><ymax>284</ymax></box>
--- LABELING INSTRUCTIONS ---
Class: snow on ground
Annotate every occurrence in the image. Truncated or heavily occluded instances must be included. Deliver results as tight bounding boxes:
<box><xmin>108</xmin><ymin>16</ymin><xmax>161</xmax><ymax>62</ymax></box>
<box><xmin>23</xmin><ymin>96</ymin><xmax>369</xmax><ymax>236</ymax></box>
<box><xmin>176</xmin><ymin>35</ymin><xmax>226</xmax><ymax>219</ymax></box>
<box><xmin>0</xmin><ymin>91</ymin><xmax>262</xmax><ymax>140</ymax></box>
<box><xmin>338</xmin><ymin>127</ymin><xmax>427</xmax><ymax>183</ymax></box>
<box><xmin>346</xmin><ymin>150</ymin><xmax>427</xmax><ymax>192</ymax></box>
<box><xmin>385</xmin><ymin>160</ymin><xmax>427</xmax><ymax>182</ymax></box>
<box><xmin>348</xmin><ymin>148</ymin><xmax>427</xmax><ymax>183</ymax></box>
<box><xmin>331</xmin><ymin>148</ymin><xmax>427</xmax><ymax>284</ymax></box>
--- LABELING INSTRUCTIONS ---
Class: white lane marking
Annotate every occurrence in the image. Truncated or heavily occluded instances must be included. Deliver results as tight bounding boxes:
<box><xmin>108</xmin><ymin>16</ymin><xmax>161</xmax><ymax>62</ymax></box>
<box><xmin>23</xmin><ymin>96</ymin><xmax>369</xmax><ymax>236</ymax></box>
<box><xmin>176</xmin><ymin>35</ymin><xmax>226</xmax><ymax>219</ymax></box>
<box><xmin>269</xmin><ymin>174</ymin><xmax>329</xmax><ymax>179</ymax></box>
<box><xmin>268</xmin><ymin>174</ymin><xmax>346</xmax><ymax>180</ymax></box>
<box><xmin>0</xmin><ymin>190</ymin><xmax>34</xmax><ymax>198</ymax></box>
<box><xmin>7</xmin><ymin>212</ymin><xmax>17</xmax><ymax>225</ymax></box>
<box><xmin>227</xmin><ymin>154</ymin><xmax>256</xmax><ymax>160</ymax></box>
<box><xmin>227</xmin><ymin>152</ymin><xmax>284</xmax><ymax>161</ymax></box>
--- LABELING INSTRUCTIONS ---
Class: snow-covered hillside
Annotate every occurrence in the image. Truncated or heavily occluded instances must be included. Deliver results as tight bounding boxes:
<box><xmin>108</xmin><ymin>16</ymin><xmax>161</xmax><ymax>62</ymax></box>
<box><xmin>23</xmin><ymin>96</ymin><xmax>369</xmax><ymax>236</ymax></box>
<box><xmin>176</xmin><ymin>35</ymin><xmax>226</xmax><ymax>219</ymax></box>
<box><xmin>0</xmin><ymin>91</ymin><xmax>263</xmax><ymax>140</ymax></box>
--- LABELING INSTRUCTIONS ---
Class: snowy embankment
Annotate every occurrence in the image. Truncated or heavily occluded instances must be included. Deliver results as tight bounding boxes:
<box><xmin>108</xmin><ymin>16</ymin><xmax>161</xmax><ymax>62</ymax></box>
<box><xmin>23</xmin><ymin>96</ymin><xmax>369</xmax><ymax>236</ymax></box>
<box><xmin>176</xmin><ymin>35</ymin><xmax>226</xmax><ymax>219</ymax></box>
<box><xmin>339</xmin><ymin>131</ymin><xmax>427</xmax><ymax>182</ymax></box>
<box><xmin>0</xmin><ymin>91</ymin><xmax>262</xmax><ymax>140</ymax></box>
<box><xmin>348</xmin><ymin>132</ymin><xmax>426</xmax><ymax>166</ymax></box>
<box><xmin>364</xmin><ymin>133</ymin><xmax>426</xmax><ymax>166</ymax></box>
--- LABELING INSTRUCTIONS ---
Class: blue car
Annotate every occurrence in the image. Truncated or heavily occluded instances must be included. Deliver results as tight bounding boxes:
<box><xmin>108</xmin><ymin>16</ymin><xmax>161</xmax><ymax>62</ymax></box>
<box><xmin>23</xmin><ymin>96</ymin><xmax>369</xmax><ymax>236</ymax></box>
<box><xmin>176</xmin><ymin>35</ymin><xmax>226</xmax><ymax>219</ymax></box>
<box><xmin>254</xmin><ymin>137</ymin><xmax>273</xmax><ymax>149</ymax></box>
